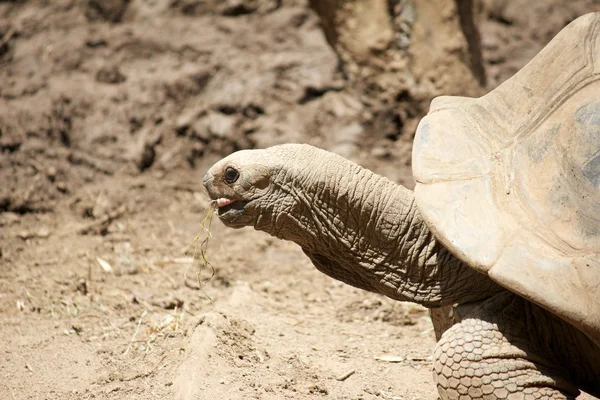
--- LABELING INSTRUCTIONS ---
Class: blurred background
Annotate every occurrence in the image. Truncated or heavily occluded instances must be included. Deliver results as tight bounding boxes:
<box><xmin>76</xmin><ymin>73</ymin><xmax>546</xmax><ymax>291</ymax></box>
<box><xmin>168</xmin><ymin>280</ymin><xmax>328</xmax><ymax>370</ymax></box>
<box><xmin>1</xmin><ymin>1</ymin><xmax>599</xmax><ymax>399</ymax></box>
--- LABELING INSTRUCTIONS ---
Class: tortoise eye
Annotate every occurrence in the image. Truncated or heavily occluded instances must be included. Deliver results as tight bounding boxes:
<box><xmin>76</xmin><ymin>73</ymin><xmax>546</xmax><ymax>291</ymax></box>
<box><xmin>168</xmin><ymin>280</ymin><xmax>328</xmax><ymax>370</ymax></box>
<box><xmin>224</xmin><ymin>167</ymin><xmax>239</xmax><ymax>184</ymax></box>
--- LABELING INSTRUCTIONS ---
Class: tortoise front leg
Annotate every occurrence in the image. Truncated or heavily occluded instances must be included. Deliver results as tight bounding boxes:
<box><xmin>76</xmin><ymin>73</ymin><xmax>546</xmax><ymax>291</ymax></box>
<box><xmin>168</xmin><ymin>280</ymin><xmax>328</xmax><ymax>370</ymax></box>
<box><xmin>432</xmin><ymin>292</ymin><xmax>600</xmax><ymax>400</ymax></box>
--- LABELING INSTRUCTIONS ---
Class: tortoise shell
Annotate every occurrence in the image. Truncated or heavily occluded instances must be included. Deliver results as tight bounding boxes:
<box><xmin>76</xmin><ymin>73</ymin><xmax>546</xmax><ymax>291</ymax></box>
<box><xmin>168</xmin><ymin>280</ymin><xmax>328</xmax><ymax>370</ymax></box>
<box><xmin>413</xmin><ymin>13</ymin><xmax>600</xmax><ymax>345</ymax></box>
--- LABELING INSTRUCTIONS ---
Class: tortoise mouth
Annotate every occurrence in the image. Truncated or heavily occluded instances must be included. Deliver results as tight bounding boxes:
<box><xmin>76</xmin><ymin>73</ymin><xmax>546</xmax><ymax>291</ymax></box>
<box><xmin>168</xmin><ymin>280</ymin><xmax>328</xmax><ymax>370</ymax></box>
<box><xmin>214</xmin><ymin>197</ymin><xmax>251</xmax><ymax>227</ymax></box>
<box><xmin>216</xmin><ymin>199</ymin><xmax>247</xmax><ymax>217</ymax></box>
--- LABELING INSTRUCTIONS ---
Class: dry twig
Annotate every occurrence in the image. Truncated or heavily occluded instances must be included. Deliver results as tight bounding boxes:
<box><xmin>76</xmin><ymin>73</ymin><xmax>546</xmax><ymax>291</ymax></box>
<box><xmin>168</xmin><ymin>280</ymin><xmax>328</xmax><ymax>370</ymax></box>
<box><xmin>336</xmin><ymin>369</ymin><xmax>356</xmax><ymax>381</ymax></box>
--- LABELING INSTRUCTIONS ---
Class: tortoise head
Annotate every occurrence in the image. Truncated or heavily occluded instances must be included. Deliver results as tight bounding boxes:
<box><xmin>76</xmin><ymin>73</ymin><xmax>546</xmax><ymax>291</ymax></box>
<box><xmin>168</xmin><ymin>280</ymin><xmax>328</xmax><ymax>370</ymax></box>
<box><xmin>203</xmin><ymin>148</ymin><xmax>274</xmax><ymax>229</ymax></box>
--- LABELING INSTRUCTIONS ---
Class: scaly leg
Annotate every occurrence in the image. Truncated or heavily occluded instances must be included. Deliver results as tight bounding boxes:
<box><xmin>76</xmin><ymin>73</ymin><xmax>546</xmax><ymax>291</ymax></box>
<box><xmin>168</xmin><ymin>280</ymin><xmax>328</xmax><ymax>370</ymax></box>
<box><xmin>432</xmin><ymin>292</ymin><xmax>600</xmax><ymax>400</ymax></box>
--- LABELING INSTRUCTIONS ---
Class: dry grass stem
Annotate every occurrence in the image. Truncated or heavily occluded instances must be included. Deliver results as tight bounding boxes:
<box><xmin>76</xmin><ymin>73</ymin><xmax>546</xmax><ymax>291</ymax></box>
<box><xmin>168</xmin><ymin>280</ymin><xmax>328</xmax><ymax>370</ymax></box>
<box><xmin>182</xmin><ymin>201</ymin><xmax>218</xmax><ymax>301</ymax></box>
<box><xmin>124</xmin><ymin>310</ymin><xmax>147</xmax><ymax>355</ymax></box>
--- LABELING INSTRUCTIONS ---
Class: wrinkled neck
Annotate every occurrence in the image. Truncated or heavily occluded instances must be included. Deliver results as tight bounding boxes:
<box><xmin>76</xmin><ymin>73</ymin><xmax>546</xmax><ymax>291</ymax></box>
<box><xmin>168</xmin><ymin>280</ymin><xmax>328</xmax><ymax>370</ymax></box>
<box><xmin>253</xmin><ymin>148</ymin><xmax>503</xmax><ymax>307</ymax></box>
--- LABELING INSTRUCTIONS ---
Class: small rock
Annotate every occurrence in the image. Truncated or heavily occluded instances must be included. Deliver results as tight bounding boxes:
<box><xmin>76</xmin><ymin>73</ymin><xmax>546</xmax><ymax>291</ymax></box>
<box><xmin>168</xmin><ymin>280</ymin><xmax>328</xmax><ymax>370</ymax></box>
<box><xmin>137</xmin><ymin>142</ymin><xmax>156</xmax><ymax>171</ymax></box>
<box><xmin>308</xmin><ymin>384</ymin><xmax>328</xmax><ymax>395</ymax></box>
<box><xmin>46</xmin><ymin>166</ymin><xmax>57</xmax><ymax>181</ymax></box>
<box><xmin>371</xmin><ymin>146</ymin><xmax>391</xmax><ymax>159</ymax></box>
<box><xmin>324</xmin><ymin>92</ymin><xmax>363</xmax><ymax>118</ymax></box>
<box><xmin>158</xmin><ymin>142</ymin><xmax>188</xmax><ymax>170</ymax></box>
<box><xmin>17</xmin><ymin>227</ymin><xmax>50</xmax><ymax>240</ymax></box>
<box><xmin>150</xmin><ymin>296</ymin><xmax>184</xmax><ymax>310</ymax></box>
<box><xmin>86</xmin><ymin>0</ymin><xmax>130</xmax><ymax>23</ymax></box>
<box><xmin>56</xmin><ymin>182</ymin><xmax>68</xmax><ymax>193</ymax></box>
<box><xmin>37</xmin><ymin>227</ymin><xmax>50</xmax><ymax>238</ymax></box>
<box><xmin>207</xmin><ymin>113</ymin><xmax>236</xmax><ymax>138</ymax></box>
<box><xmin>0</xmin><ymin>134</ymin><xmax>22</xmax><ymax>153</ymax></box>
<box><xmin>96</xmin><ymin>65</ymin><xmax>127</xmax><ymax>84</ymax></box>
<box><xmin>175</xmin><ymin>111</ymin><xmax>198</xmax><ymax>136</ymax></box>
<box><xmin>221</xmin><ymin>0</ymin><xmax>258</xmax><ymax>16</ymax></box>
<box><xmin>76</xmin><ymin>278</ymin><xmax>88</xmax><ymax>296</ymax></box>
<box><xmin>0</xmin><ymin>212</ymin><xmax>20</xmax><ymax>227</ymax></box>
<box><xmin>331</xmin><ymin>122</ymin><xmax>363</xmax><ymax>144</ymax></box>
<box><xmin>85</xmin><ymin>37</ymin><xmax>108</xmax><ymax>48</ymax></box>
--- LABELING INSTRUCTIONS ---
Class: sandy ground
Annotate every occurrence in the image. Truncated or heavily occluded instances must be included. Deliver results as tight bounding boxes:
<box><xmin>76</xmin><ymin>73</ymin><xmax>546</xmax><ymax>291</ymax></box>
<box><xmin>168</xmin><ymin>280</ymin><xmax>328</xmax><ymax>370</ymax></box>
<box><xmin>1</xmin><ymin>1</ymin><xmax>599</xmax><ymax>399</ymax></box>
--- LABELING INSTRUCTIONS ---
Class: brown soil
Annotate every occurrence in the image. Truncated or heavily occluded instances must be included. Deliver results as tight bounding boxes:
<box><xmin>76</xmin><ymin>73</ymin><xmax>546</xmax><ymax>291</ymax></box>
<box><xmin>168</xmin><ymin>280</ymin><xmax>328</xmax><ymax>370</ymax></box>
<box><xmin>1</xmin><ymin>1</ymin><xmax>598</xmax><ymax>399</ymax></box>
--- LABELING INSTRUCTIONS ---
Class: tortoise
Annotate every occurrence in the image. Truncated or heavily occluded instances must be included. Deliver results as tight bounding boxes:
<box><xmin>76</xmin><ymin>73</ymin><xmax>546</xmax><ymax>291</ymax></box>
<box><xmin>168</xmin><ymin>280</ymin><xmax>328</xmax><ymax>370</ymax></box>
<box><xmin>203</xmin><ymin>13</ymin><xmax>600</xmax><ymax>399</ymax></box>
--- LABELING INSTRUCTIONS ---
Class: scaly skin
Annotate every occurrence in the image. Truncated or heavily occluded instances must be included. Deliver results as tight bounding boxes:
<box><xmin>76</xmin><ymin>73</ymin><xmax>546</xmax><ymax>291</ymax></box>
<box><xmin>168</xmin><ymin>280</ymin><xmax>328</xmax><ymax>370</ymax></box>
<box><xmin>203</xmin><ymin>144</ymin><xmax>600</xmax><ymax>399</ymax></box>
<box><xmin>435</xmin><ymin>292</ymin><xmax>600</xmax><ymax>399</ymax></box>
